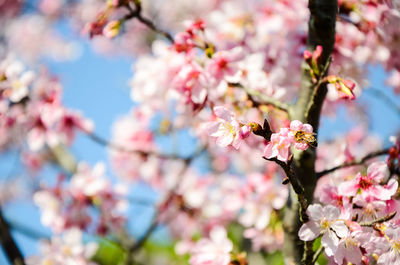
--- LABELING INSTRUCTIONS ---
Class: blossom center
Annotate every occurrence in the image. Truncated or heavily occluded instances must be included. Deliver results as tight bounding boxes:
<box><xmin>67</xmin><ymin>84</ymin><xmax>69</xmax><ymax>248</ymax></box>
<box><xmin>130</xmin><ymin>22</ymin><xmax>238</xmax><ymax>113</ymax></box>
<box><xmin>321</xmin><ymin>219</ymin><xmax>330</xmax><ymax>230</ymax></box>
<box><xmin>220</xmin><ymin>122</ymin><xmax>236</xmax><ymax>137</ymax></box>
<box><xmin>358</xmin><ymin>176</ymin><xmax>372</xmax><ymax>190</ymax></box>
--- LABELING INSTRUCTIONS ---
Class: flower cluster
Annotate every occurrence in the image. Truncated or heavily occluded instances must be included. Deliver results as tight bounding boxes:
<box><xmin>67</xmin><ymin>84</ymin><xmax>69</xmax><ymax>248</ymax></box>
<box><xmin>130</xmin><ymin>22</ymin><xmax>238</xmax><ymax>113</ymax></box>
<box><xmin>26</xmin><ymin>228</ymin><xmax>98</xmax><ymax>265</ymax></box>
<box><xmin>0</xmin><ymin>55</ymin><xmax>93</xmax><ymax>155</ymax></box>
<box><xmin>34</xmin><ymin>162</ymin><xmax>127</xmax><ymax>235</ymax></box>
<box><xmin>300</xmin><ymin>162</ymin><xmax>399</xmax><ymax>264</ymax></box>
<box><xmin>264</xmin><ymin>120</ymin><xmax>315</xmax><ymax>162</ymax></box>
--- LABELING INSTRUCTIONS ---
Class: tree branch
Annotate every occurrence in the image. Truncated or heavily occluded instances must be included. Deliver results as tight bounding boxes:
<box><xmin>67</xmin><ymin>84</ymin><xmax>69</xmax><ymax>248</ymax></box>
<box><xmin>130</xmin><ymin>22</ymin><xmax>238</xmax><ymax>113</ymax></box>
<box><xmin>127</xmin><ymin>212</ymin><xmax>159</xmax><ymax>255</ymax></box>
<box><xmin>359</xmin><ymin>211</ymin><xmax>397</xmax><ymax>227</ymax></box>
<box><xmin>243</xmin><ymin>87</ymin><xmax>290</xmax><ymax>112</ymax></box>
<box><xmin>229</xmin><ymin>82</ymin><xmax>290</xmax><ymax>112</ymax></box>
<box><xmin>87</xmin><ymin>132</ymin><xmax>205</xmax><ymax>163</ymax></box>
<box><xmin>263</xmin><ymin>156</ymin><xmax>309</xmax><ymax>222</ymax></box>
<box><xmin>125</xmin><ymin>165</ymin><xmax>190</xmax><ymax>264</ymax></box>
<box><xmin>316</xmin><ymin>148</ymin><xmax>390</xmax><ymax>178</ymax></box>
<box><xmin>0</xmin><ymin>209</ymin><xmax>26</xmax><ymax>265</ymax></box>
<box><xmin>283</xmin><ymin>0</ymin><xmax>338</xmax><ymax>264</ymax></box>
<box><xmin>311</xmin><ymin>246</ymin><xmax>324</xmax><ymax>264</ymax></box>
<box><xmin>124</xmin><ymin>2</ymin><xmax>174</xmax><ymax>43</ymax></box>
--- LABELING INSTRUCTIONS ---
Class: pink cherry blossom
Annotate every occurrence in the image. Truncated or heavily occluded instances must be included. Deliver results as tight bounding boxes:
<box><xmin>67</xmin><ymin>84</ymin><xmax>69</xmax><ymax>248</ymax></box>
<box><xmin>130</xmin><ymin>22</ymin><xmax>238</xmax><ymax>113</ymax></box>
<box><xmin>206</xmin><ymin>106</ymin><xmax>250</xmax><ymax>149</ymax></box>
<box><xmin>26</xmin><ymin>228</ymin><xmax>99</xmax><ymax>265</ymax></box>
<box><xmin>334</xmin><ymin>230</ymin><xmax>363</xmax><ymax>265</ymax></box>
<box><xmin>1</xmin><ymin>0</ymin><xmax>400</xmax><ymax>264</ymax></box>
<box><xmin>299</xmin><ymin>204</ymin><xmax>348</xmax><ymax>257</ymax></box>
<box><xmin>171</xmin><ymin>62</ymin><xmax>209</xmax><ymax>106</ymax></box>
<box><xmin>376</xmin><ymin>225</ymin><xmax>400</xmax><ymax>265</ymax></box>
<box><xmin>263</xmin><ymin>128</ymin><xmax>292</xmax><ymax>162</ymax></box>
<box><xmin>34</xmin><ymin>162</ymin><xmax>127</xmax><ymax>234</ymax></box>
<box><xmin>338</xmin><ymin>162</ymin><xmax>398</xmax><ymax>201</ymax></box>
<box><xmin>289</xmin><ymin>120</ymin><xmax>315</xmax><ymax>150</ymax></box>
<box><xmin>0</xmin><ymin>57</ymin><xmax>35</xmax><ymax>102</ymax></box>
<box><xmin>189</xmin><ymin>226</ymin><xmax>233</xmax><ymax>265</ymax></box>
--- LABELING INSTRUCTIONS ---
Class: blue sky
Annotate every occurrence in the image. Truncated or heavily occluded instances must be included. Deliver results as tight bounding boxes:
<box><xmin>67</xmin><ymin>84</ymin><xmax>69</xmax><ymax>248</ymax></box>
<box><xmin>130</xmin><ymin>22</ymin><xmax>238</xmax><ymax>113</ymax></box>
<box><xmin>0</xmin><ymin>18</ymin><xmax>400</xmax><ymax>264</ymax></box>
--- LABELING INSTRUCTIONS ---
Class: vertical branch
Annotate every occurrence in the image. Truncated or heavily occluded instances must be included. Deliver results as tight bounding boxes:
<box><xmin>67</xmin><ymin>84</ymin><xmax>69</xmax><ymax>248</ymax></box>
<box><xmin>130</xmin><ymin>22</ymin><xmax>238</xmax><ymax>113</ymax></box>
<box><xmin>283</xmin><ymin>1</ymin><xmax>338</xmax><ymax>265</ymax></box>
<box><xmin>0</xmin><ymin>209</ymin><xmax>26</xmax><ymax>265</ymax></box>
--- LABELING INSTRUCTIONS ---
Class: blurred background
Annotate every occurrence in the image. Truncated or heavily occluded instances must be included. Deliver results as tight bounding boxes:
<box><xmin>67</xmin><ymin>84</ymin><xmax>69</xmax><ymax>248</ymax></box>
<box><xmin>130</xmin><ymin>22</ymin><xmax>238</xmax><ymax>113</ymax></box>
<box><xmin>0</xmin><ymin>0</ymin><xmax>400</xmax><ymax>264</ymax></box>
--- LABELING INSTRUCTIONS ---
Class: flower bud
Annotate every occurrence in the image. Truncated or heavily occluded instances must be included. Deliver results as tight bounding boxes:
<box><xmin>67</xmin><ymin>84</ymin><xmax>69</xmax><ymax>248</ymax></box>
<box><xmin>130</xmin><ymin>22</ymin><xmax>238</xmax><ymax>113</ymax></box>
<box><xmin>103</xmin><ymin>20</ymin><xmax>121</xmax><ymax>38</ymax></box>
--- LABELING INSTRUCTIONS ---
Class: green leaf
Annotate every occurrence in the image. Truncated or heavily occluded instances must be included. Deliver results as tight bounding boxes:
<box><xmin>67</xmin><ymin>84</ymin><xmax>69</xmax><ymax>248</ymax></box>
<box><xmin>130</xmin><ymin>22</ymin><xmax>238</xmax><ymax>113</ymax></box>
<box><xmin>91</xmin><ymin>239</ymin><xmax>126</xmax><ymax>265</ymax></box>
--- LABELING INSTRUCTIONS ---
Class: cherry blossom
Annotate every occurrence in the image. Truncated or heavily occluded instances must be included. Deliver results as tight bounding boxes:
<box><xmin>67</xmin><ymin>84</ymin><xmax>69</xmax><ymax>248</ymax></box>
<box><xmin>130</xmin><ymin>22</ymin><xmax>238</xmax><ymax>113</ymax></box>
<box><xmin>34</xmin><ymin>162</ymin><xmax>127</xmax><ymax>234</ymax></box>
<box><xmin>206</xmin><ymin>106</ymin><xmax>251</xmax><ymax>149</ymax></box>
<box><xmin>338</xmin><ymin>162</ymin><xmax>398</xmax><ymax>201</ymax></box>
<box><xmin>26</xmin><ymin>228</ymin><xmax>98</xmax><ymax>265</ymax></box>
<box><xmin>289</xmin><ymin>120</ymin><xmax>315</xmax><ymax>150</ymax></box>
<box><xmin>299</xmin><ymin>204</ymin><xmax>348</xmax><ymax>257</ymax></box>
<box><xmin>263</xmin><ymin>128</ymin><xmax>292</xmax><ymax>162</ymax></box>
<box><xmin>189</xmin><ymin>226</ymin><xmax>233</xmax><ymax>265</ymax></box>
<box><xmin>377</xmin><ymin>224</ymin><xmax>400</xmax><ymax>265</ymax></box>
<box><xmin>0</xmin><ymin>56</ymin><xmax>35</xmax><ymax>102</ymax></box>
<box><xmin>334</xmin><ymin>230</ymin><xmax>363</xmax><ymax>265</ymax></box>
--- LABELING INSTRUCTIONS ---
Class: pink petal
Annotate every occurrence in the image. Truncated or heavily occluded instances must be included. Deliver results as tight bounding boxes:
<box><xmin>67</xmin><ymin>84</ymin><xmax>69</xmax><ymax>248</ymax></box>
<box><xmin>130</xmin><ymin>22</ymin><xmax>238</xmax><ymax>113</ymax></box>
<box><xmin>321</xmin><ymin>230</ymin><xmax>339</xmax><ymax>257</ymax></box>
<box><xmin>299</xmin><ymin>221</ymin><xmax>321</xmax><ymax>241</ymax></box>
<box><xmin>213</xmin><ymin>106</ymin><xmax>234</xmax><ymax>121</ymax></box>
<box><xmin>367</xmin><ymin>161</ymin><xmax>388</xmax><ymax>182</ymax></box>
<box><xmin>307</xmin><ymin>204</ymin><xmax>324</xmax><ymax>221</ymax></box>
<box><xmin>216</xmin><ymin>134</ymin><xmax>234</xmax><ymax>147</ymax></box>
<box><xmin>290</xmin><ymin>120</ymin><xmax>303</xmax><ymax>131</ymax></box>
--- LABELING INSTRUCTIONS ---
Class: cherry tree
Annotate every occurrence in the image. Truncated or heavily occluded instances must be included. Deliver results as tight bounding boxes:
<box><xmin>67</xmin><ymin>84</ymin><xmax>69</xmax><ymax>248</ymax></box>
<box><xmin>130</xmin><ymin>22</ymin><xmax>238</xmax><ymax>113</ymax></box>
<box><xmin>0</xmin><ymin>0</ymin><xmax>399</xmax><ymax>265</ymax></box>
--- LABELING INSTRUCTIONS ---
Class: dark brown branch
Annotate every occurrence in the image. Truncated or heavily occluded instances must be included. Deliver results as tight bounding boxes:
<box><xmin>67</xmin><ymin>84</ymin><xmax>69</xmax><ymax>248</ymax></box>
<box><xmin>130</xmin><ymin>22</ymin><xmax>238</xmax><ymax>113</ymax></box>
<box><xmin>360</xmin><ymin>211</ymin><xmax>397</xmax><ymax>227</ymax></box>
<box><xmin>0</xmin><ymin>209</ymin><xmax>26</xmax><ymax>265</ymax></box>
<box><xmin>263</xmin><ymin>156</ymin><xmax>308</xmax><ymax>222</ymax></box>
<box><xmin>124</xmin><ymin>2</ymin><xmax>174</xmax><ymax>43</ymax></box>
<box><xmin>316</xmin><ymin>148</ymin><xmax>390</xmax><ymax>178</ymax></box>
<box><xmin>283</xmin><ymin>0</ymin><xmax>338</xmax><ymax>264</ymax></box>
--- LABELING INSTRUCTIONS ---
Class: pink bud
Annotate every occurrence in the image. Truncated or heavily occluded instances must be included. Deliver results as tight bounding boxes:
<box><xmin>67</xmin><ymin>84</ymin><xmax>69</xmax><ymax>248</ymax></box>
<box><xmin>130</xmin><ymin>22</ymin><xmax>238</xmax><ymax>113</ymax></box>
<box><xmin>312</xmin><ymin>45</ymin><xmax>323</xmax><ymax>62</ymax></box>
<box><xmin>240</xmin><ymin>125</ymin><xmax>251</xmax><ymax>139</ymax></box>
<box><xmin>303</xmin><ymin>50</ymin><xmax>312</xmax><ymax>63</ymax></box>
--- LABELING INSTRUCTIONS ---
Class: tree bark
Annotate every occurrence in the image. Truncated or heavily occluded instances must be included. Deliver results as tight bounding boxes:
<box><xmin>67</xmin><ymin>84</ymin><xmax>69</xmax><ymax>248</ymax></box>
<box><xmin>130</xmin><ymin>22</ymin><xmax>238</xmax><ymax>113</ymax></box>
<box><xmin>283</xmin><ymin>1</ymin><xmax>338</xmax><ymax>264</ymax></box>
<box><xmin>0</xmin><ymin>209</ymin><xmax>26</xmax><ymax>265</ymax></box>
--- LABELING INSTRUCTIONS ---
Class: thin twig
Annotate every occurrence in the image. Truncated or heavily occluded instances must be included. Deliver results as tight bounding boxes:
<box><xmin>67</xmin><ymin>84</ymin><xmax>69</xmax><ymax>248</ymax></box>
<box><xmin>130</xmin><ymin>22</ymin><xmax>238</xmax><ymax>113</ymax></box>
<box><xmin>8</xmin><ymin>220</ymin><xmax>50</xmax><ymax>240</ymax></box>
<box><xmin>312</xmin><ymin>246</ymin><xmax>324</xmax><ymax>264</ymax></box>
<box><xmin>124</xmin><ymin>2</ymin><xmax>174</xmax><ymax>43</ymax></box>
<box><xmin>87</xmin><ymin>132</ymin><xmax>204</xmax><ymax>162</ymax></box>
<box><xmin>360</xmin><ymin>211</ymin><xmax>397</xmax><ymax>227</ymax></box>
<box><xmin>263</xmin><ymin>156</ymin><xmax>308</xmax><ymax>222</ymax></box>
<box><xmin>125</xmin><ymin>157</ymin><xmax>195</xmax><ymax>263</ymax></box>
<box><xmin>128</xmin><ymin>213</ymin><xmax>159</xmax><ymax>253</ymax></box>
<box><xmin>229</xmin><ymin>83</ymin><xmax>290</xmax><ymax>112</ymax></box>
<box><xmin>125</xmin><ymin>195</ymin><xmax>156</xmax><ymax>207</ymax></box>
<box><xmin>316</xmin><ymin>148</ymin><xmax>390</xmax><ymax>178</ymax></box>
